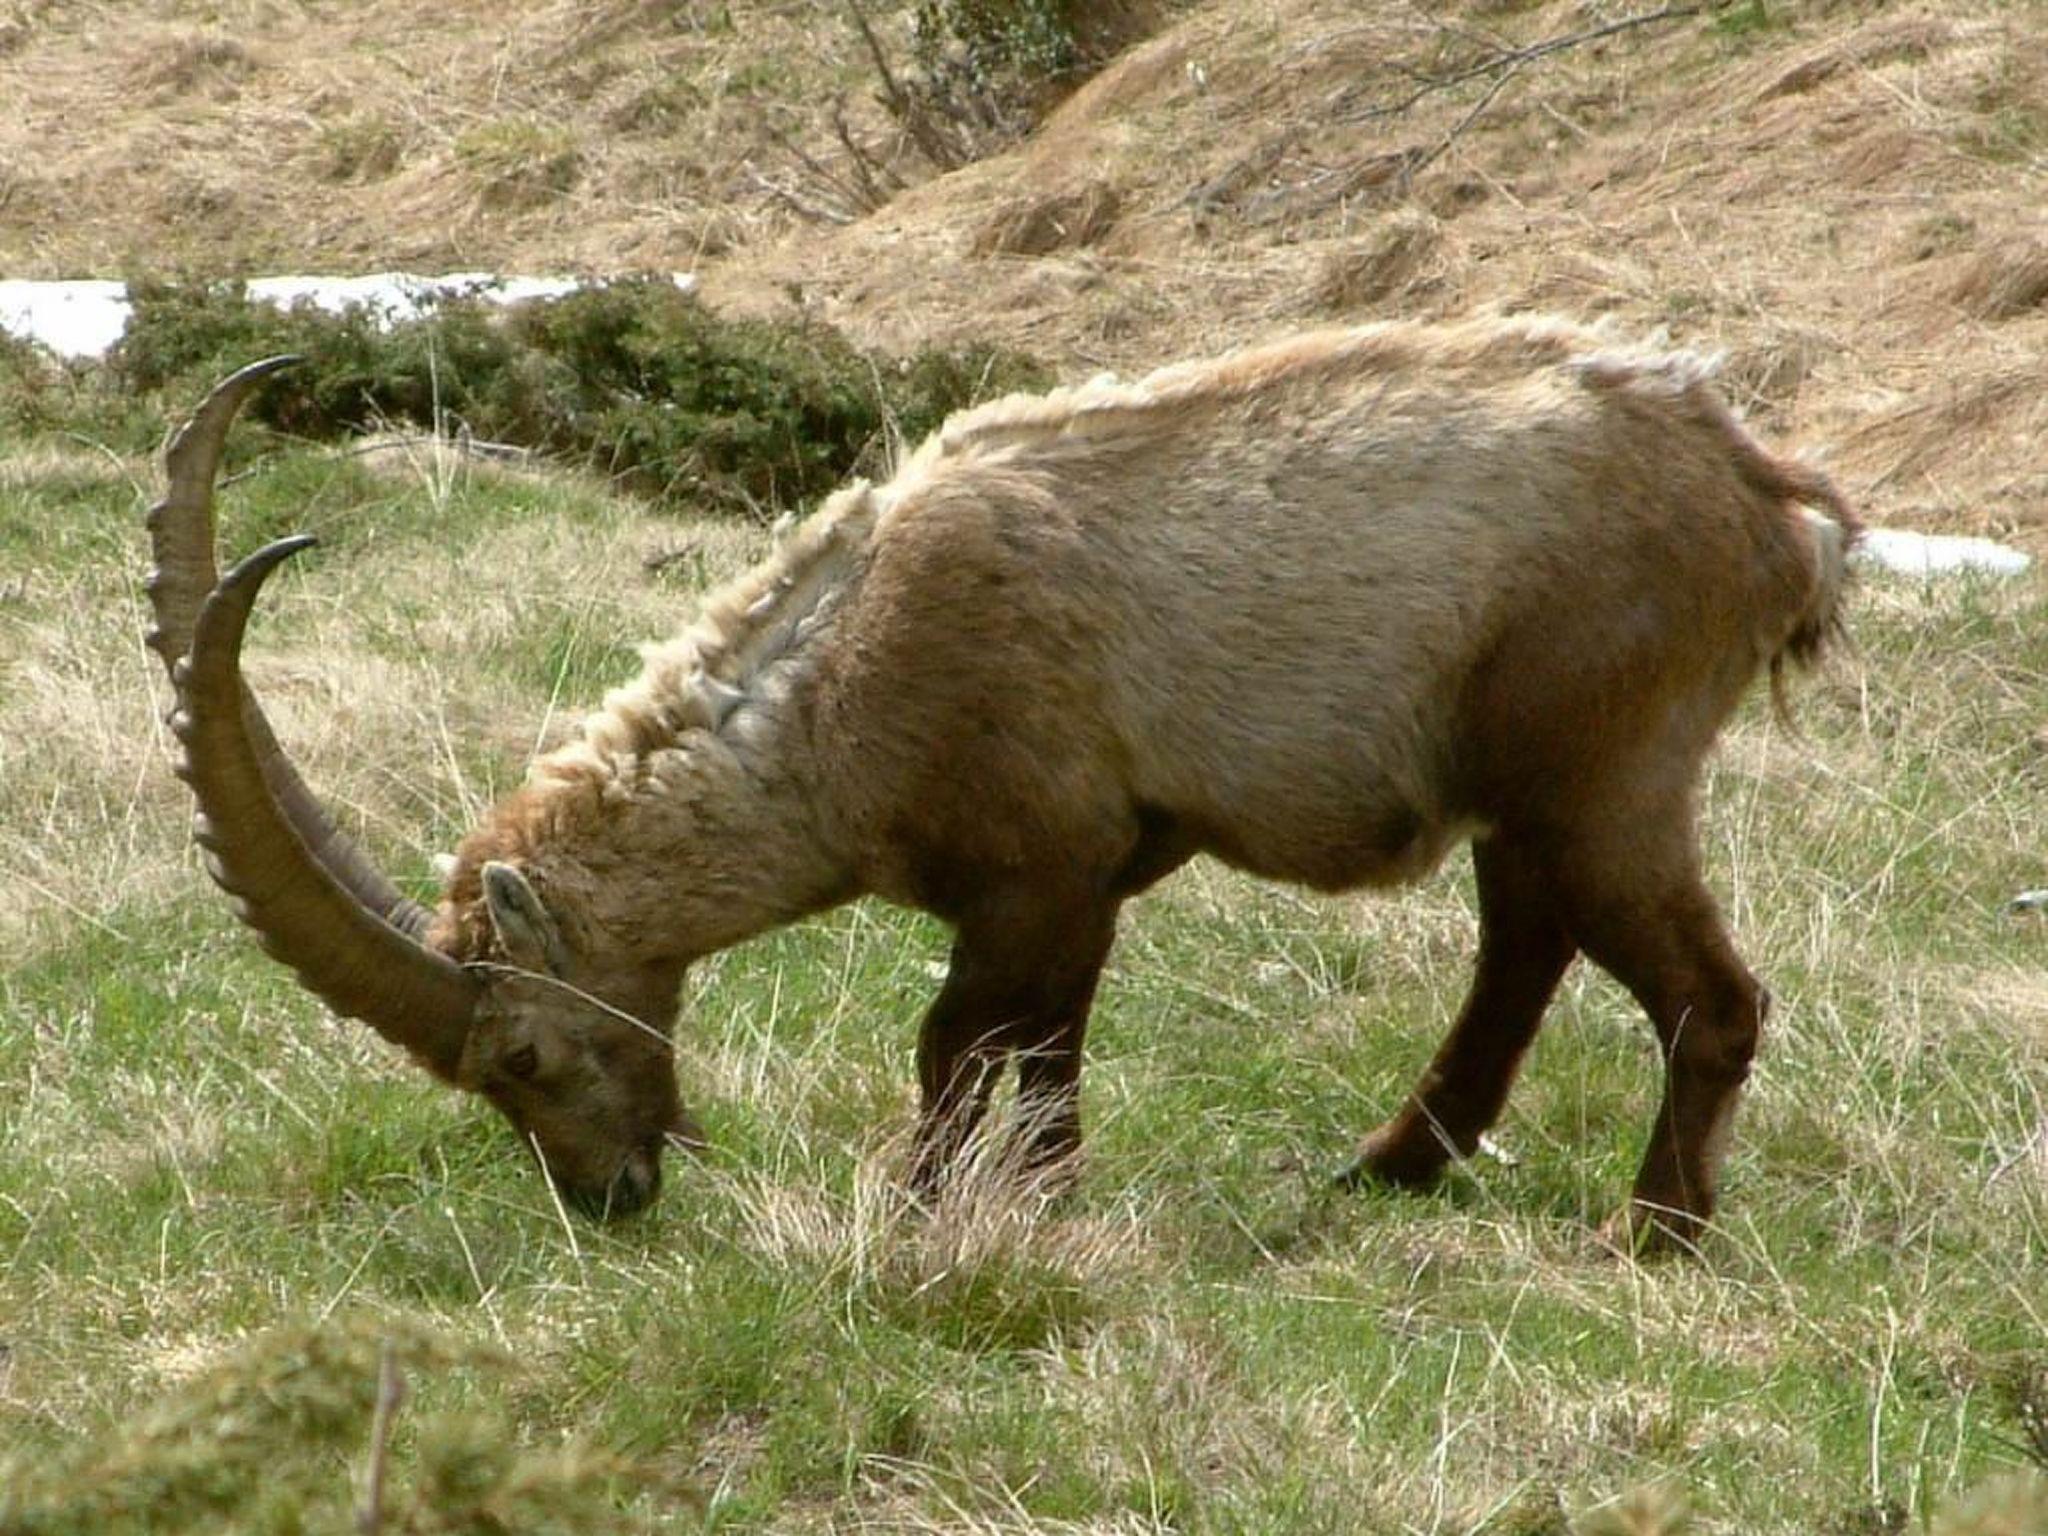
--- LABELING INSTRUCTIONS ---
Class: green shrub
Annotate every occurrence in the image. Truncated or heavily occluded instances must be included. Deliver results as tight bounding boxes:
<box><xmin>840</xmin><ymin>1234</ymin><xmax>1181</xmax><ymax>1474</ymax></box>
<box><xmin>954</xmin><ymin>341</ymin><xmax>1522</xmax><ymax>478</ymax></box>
<box><xmin>0</xmin><ymin>329</ymin><xmax>71</xmax><ymax>435</ymax></box>
<box><xmin>914</xmin><ymin>0</ymin><xmax>1091</xmax><ymax>84</ymax></box>
<box><xmin>97</xmin><ymin>276</ymin><xmax>1047</xmax><ymax>516</ymax></box>
<box><xmin>0</xmin><ymin>1315</ymin><xmax>647</xmax><ymax>1535</ymax></box>
<box><xmin>500</xmin><ymin>280</ymin><xmax>891</xmax><ymax>507</ymax></box>
<box><xmin>113</xmin><ymin>275</ymin><xmax>528</xmax><ymax>445</ymax></box>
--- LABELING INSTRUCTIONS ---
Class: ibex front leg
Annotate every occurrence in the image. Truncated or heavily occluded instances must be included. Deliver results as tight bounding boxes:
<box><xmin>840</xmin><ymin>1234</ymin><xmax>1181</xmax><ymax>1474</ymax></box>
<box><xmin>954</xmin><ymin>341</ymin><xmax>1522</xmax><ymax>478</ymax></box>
<box><xmin>910</xmin><ymin>888</ymin><xmax>1118</xmax><ymax>1196</ymax></box>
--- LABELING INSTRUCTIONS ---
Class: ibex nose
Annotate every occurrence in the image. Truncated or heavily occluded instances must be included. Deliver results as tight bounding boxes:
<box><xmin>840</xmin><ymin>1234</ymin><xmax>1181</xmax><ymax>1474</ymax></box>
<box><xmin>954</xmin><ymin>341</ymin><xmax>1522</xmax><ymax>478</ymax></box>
<box><xmin>563</xmin><ymin>1148</ymin><xmax>661</xmax><ymax>1220</ymax></box>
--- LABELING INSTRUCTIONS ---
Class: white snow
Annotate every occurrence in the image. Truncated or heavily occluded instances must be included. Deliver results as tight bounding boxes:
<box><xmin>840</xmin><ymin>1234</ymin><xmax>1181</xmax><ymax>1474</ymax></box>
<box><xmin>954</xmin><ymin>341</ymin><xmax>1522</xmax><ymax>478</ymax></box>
<box><xmin>0</xmin><ymin>278</ymin><xmax>132</xmax><ymax>359</ymax></box>
<box><xmin>0</xmin><ymin>272</ymin><xmax>695</xmax><ymax>361</ymax></box>
<box><xmin>1852</xmin><ymin>527</ymin><xmax>2032</xmax><ymax>579</ymax></box>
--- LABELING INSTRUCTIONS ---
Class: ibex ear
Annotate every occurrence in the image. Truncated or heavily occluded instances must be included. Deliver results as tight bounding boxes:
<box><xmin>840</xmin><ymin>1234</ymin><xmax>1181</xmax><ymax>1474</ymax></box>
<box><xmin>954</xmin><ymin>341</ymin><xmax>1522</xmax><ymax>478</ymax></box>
<box><xmin>481</xmin><ymin>862</ymin><xmax>570</xmax><ymax>976</ymax></box>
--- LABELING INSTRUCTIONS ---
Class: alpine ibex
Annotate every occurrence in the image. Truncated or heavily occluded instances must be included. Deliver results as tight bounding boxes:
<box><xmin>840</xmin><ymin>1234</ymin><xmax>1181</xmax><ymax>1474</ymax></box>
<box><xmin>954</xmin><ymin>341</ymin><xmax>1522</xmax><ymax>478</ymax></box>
<box><xmin>148</xmin><ymin>316</ymin><xmax>1858</xmax><ymax>1250</ymax></box>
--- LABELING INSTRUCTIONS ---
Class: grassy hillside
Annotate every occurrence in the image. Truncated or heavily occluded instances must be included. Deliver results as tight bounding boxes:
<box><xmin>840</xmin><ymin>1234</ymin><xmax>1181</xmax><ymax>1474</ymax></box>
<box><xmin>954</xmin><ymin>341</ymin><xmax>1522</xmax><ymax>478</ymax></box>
<box><xmin>3</xmin><ymin>1</ymin><xmax>2047</xmax><ymax>1533</ymax></box>
<box><xmin>3</xmin><ymin>393</ymin><xmax>2046</xmax><ymax>1533</ymax></box>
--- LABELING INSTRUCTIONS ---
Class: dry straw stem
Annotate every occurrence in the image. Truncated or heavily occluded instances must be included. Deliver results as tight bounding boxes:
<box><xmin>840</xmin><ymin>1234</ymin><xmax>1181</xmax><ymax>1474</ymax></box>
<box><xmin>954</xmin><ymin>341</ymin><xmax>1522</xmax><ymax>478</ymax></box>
<box><xmin>719</xmin><ymin>1103</ymin><xmax>1158</xmax><ymax>1316</ymax></box>
<box><xmin>353</xmin><ymin>1340</ymin><xmax>406</xmax><ymax>1536</ymax></box>
<box><xmin>1950</xmin><ymin>238</ymin><xmax>2048</xmax><ymax>321</ymax></box>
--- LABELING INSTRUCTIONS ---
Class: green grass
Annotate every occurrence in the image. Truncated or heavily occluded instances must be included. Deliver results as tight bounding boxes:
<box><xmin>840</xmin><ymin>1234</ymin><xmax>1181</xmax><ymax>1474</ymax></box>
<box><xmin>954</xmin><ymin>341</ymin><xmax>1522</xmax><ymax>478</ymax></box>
<box><xmin>3</xmin><ymin>419</ymin><xmax>2047</xmax><ymax>1534</ymax></box>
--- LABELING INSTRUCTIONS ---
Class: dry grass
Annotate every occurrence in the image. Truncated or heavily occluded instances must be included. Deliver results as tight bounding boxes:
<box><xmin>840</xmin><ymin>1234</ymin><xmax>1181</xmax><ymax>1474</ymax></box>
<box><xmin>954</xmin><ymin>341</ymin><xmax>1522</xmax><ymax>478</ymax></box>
<box><xmin>1951</xmin><ymin>237</ymin><xmax>2048</xmax><ymax>320</ymax></box>
<box><xmin>699</xmin><ymin>0</ymin><xmax>2048</xmax><ymax>547</ymax></box>
<box><xmin>0</xmin><ymin>0</ymin><xmax>916</xmax><ymax>273</ymax></box>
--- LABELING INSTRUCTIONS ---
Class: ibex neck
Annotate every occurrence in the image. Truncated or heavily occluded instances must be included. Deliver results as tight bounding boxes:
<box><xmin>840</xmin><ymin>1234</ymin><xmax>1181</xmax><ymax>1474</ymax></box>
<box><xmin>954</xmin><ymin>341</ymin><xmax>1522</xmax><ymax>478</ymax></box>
<box><xmin>597</xmin><ymin>720</ymin><xmax>857</xmax><ymax>961</ymax></box>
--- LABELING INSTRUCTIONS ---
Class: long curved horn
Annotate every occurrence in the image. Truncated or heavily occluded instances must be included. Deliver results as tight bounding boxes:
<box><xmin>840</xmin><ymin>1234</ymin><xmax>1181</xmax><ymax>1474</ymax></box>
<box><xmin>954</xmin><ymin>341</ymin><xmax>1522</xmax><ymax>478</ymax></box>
<box><xmin>144</xmin><ymin>358</ymin><xmax>436</xmax><ymax>943</ymax></box>
<box><xmin>145</xmin><ymin>359</ymin><xmax>298</xmax><ymax>676</ymax></box>
<box><xmin>173</xmin><ymin>537</ymin><xmax>479</xmax><ymax>1076</ymax></box>
<box><xmin>148</xmin><ymin>362</ymin><xmax>475</xmax><ymax>1078</ymax></box>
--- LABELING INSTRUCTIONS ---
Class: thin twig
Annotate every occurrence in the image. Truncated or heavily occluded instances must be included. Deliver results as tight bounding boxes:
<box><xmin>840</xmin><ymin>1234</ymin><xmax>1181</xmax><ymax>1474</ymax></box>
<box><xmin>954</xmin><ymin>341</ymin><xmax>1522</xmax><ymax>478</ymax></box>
<box><xmin>846</xmin><ymin>0</ymin><xmax>963</xmax><ymax>168</ymax></box>
<box><xmin>846</xmin><ymin>0</ymin><xmax>911</xmax><ymax>122</ymax></box>
<box><xmin>832</xmin><ymin>99</ymin><xmax>905</xmax><ymax>209</ymax></box>
<box><xmin>1398</xmin><ymin>60</ymin><xmax>1525</xmax><ymax>188</ymax></box>
<box><xmin>744</xmin><ymin>166</ymin><xmax>857</xmax><ymax>226</ymax></box>
<box><xmin>760</xmin><ymin>112</ymin><xmax>898</xmax><ymax>221</ymax></box>
<box><xmin>1334</xmin><ymin>1</ymin><xmax>1728</xmax><ymax>124</ymax></box>
<box><xmin>1256</xmin><ymin>1</ymin><xmax>1727</xmax><ymax>222</ymax></box>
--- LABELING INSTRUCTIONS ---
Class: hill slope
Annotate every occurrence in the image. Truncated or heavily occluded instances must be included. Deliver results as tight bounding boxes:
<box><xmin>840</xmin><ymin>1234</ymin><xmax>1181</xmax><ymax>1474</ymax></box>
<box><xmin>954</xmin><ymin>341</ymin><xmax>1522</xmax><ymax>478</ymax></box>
<box><xmin>4</xmin><ymin>0</ymin><xmax>2045</xmax><ymax>542</ymax></box>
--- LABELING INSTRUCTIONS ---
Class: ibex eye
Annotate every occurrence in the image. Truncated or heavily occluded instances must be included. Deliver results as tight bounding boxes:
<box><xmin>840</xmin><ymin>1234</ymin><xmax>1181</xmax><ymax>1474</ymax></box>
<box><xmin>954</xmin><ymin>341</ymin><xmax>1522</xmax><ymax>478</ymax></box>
<box><xmin>504</xmin><ymin>1044</ymin><xmax>540</xmax><ymax>1081</ymax></box>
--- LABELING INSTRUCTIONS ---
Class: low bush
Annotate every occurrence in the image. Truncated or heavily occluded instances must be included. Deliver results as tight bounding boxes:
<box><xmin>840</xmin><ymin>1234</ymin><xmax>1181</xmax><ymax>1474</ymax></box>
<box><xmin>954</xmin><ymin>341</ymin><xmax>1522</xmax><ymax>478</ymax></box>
<box><xmin>58</xmin><ymin>276</ymin><xmax>1046</xmax><ymax>516</ymax></box>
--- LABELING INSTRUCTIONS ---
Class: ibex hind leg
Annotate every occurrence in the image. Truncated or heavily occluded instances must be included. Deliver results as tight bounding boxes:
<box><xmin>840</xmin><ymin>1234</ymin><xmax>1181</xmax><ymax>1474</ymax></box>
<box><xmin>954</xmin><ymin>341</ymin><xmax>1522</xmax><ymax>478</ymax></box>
<box><xmin>1342</xmin><ymin>831</ymin><xmax>1577</xmax><ymax>1189</ymax></box>
<box><xmin>1549</xmin><ymin>813</ymin><xmax>1767</xmax><ymax>1257</ymax></box>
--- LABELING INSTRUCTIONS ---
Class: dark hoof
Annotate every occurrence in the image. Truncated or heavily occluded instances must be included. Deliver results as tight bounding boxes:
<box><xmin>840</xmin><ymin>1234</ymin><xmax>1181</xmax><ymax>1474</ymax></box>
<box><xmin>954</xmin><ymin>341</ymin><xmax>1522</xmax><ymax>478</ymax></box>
<box><xmin>1596</xmin><ymin>1202</ymin><xmax>1707</xmax><ymax>1261</ymax></box>
<box><xmin>1336</xmin><ymin>1124</ymin><xmax>1454</xmax><ymax>1190</ymax></box>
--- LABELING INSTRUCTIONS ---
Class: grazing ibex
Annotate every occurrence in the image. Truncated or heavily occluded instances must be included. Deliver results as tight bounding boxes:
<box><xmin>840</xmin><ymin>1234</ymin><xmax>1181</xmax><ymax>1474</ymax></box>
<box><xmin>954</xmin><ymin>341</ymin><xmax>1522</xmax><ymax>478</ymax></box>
<box><xmin>149</xmin><ymin>316</ymin><xmax>1857</xmax><ymax>1250</ymax></box>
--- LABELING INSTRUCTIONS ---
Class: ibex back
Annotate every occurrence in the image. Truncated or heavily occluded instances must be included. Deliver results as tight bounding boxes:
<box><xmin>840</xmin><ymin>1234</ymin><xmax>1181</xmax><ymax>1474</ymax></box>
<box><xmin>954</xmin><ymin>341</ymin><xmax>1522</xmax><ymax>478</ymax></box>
<box><xmin>150</xmin><ymin>315</ymin><xmax>1857</xmax><ymax>1251</ymax></box>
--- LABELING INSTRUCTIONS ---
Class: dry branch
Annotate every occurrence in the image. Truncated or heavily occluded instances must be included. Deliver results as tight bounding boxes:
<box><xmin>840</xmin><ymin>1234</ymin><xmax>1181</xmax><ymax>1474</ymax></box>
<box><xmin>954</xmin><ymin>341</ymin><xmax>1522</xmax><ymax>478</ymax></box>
<box><xmin>745</xmin><ymin>167</ymin><xmax>856</xmax><ymax>226</ymax></box>
<box><xmin>846</xmin><ymin>0</ymin><xmax>968</xmax><ymax>169</ymax></box>
<box><xmin>1236</xmin><ymin>0</ymin><xmax>1737</xmax><ymax>224</ymax></box>
<box><xmin>1331</xmin><ymin>2</ymin><xmax>1732</xmax><ymax>125</ymax></box>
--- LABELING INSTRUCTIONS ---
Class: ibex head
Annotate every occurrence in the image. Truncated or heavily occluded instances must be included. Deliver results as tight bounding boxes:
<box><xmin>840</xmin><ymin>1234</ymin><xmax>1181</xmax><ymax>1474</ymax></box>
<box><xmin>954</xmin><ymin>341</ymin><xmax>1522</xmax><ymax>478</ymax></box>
<box><xmin>146</xmin><ymin>361</ymin><xmax>700</xmax><ymax>1217</ymax></box>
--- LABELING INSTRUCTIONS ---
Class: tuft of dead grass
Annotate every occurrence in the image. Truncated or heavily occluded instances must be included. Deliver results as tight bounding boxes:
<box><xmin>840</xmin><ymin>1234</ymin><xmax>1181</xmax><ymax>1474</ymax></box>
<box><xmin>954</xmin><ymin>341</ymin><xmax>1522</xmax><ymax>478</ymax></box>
<box><xmin>127</xmin><ymin>28</ymin><xmax>257</xmax><ymax>102</ymax></box>
<box><xmin>1951</xmin><ymin>238</ymin><xmax>2048</xmax><ymax>321</ymax></box>
<box><xmin>454</xmin><ymin>118</ymin><xmax>586</xmax><ymax>211</ymax></box>
<box><xmin>1574</xmin><ymin>1483</ymin><xmax>1693</xmax><ymax>1536</ymax></box>
<box><xmin>717</xmin><ymin>1113</ymin><xmax>1161</xmax><ymax>1355</ymax></box>
<box><xmin>1309</xmin><ymin>206</ymin><xmax>1458</xmax><ymax>316</ymax></box>
<box><xmin>971</xmin><ymin>180</ymin><xmax>1122</xmax><ymax>257</ymax></box>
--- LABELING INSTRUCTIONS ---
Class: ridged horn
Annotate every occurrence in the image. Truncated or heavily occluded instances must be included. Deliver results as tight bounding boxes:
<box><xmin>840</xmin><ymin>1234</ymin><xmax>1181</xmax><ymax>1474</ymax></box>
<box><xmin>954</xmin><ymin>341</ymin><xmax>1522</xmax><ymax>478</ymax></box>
<box><xmin>144</xmin><ymin>357</ymin><xmax>436</xmax><ymax>943</ymax></box>
<box><xmin>148</xmin><ymin>362</ymin><xmax>476</xmax><ymax>1078</ymax></box>
<box><xmin>173</xmin><ymin>537</ymin><xmax>479</xmax><ymax>1076</ymax></box>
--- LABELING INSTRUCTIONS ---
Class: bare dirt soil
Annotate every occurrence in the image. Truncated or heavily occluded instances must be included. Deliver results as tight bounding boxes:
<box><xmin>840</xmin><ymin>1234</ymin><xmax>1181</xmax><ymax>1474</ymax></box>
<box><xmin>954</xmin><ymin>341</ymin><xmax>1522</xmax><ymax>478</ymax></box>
<box><xmin>4</xmin><ymin>0</ymin><xmax>2045</xmax><ymax>544</ymax></box>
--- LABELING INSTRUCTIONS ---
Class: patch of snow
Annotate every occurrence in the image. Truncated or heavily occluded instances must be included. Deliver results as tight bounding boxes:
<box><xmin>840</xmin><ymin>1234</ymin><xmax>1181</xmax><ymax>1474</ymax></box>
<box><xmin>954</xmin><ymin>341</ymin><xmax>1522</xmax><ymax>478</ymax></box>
<box><xmin>0</xmin><ymin>272</ymin><xmax>696</xmax><ymax>361</ymax></box>
<box><xmin>0</xmin><ymin>279</ymin><xmax>132</xmax><ymax>359</ymax></box>
<box><xmin>1854</xmin><ymin>528</ymin><xmax>2031</xmax><ymax>579</ymax></box>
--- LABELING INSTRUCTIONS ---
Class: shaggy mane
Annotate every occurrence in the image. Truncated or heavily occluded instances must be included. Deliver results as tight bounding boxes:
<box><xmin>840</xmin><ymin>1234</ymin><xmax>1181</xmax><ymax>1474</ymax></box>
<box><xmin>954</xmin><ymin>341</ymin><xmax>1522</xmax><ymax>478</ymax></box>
<box><xmin>569</xmin><ymin>479</ymin><xmax>879</xmax><ymax>767</ymax></box>
<box><xmin>431</xmin><ymin>481</ymin><xmax>879</xmax><ymax>958</ymax></box>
